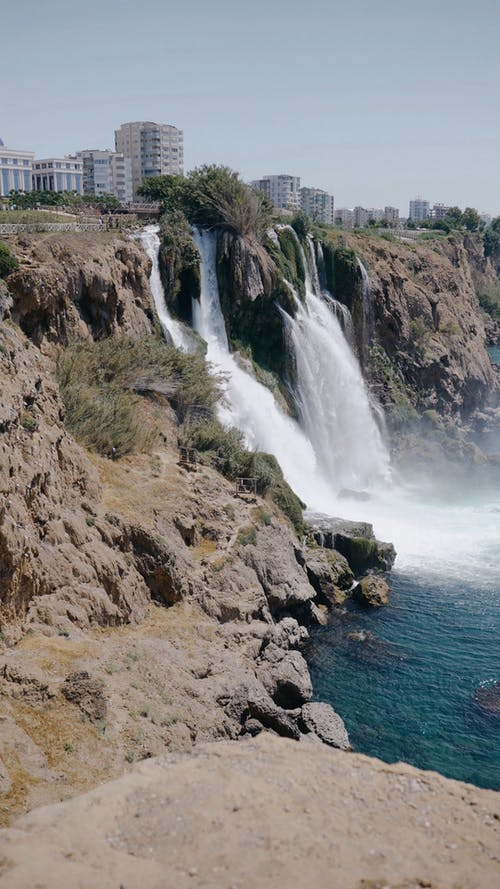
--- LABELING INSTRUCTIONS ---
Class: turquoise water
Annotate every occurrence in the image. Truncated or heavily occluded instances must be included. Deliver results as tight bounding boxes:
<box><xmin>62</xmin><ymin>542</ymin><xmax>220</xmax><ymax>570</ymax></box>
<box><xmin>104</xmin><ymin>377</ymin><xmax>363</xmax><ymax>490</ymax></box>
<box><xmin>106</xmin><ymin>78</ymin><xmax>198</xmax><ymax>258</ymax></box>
<box><xmin>307</xmin><ymin>475</ymin><xmax>500</xmax><ymax>790</ymax></box>
<box><xmin>488</xmin><ymin>345</ymin><xmax>500</xmax><ymax>364</ymax></box>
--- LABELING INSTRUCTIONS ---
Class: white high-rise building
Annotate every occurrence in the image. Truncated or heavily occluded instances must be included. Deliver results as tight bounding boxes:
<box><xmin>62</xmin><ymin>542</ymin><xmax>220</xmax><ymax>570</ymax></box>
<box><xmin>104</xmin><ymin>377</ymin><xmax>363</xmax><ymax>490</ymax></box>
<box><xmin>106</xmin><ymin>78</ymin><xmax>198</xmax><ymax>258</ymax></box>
<box><xmin>0</xmin><ymin>139</ymin><xmax>34</xmax><ymax>195</ymax></box>
<box><xmin>32</xmin><ymin>156</ymin><xmax>83</xmax><ymax>194</ymax></box>
<box><xmin>409</xmin><ymin>197</ymin><xmax>430</xmax><ymax>223</ymax></box>
<box><xmin>300</xmin><ymin>187</ymin><xmax>335</xmax><ymax>224</ymax></box>
<box><xmin>252</xmin><ymin>174</ymin><xmax>301</xmax><ymax>211</ymax></box>
<box><xmin>78</xmin><ymin>149</ymin><xmax>133</xmax><ymax>203</ymax></box>
<box><xmin>115</xmin><ymin>121</ymin><xmax>184</xmax><ymax>197</ymax></box>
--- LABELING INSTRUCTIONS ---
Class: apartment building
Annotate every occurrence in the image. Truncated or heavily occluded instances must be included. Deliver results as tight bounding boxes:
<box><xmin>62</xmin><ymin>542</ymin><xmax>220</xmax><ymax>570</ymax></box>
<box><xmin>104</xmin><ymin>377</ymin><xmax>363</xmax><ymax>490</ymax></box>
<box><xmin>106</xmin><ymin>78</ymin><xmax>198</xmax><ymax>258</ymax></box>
<box><xmin>251</xmin><ymin>174</ymin><xmax>301</xmax><ymax>211</ymax></box>
<box><xmin>115</xmin><ymin>121</ymin><xmax>183</xmax><ymax>197</ymax></box>
<box><xmin>0</xmin><ymin>140</ymin><xmax>34</xmax><ymax>195</ymax></box>
<box><xmin>78</xmin><ymin>149</ymin><xmax>133</xmax><ymax>203</ymax></box>
<box><xmin>334</xmin><ymin>207</ymin><xmax>354</xmax><ymax>228</ymax></box>
<box><xmin>32</xmin><ymin>156</ymin><xmax>83</xmax><ymax>193</ymax></box>
<box><xmin>384</xmin><ymin>206</ymin><xmax>400</xmax><ymax>225</ymax></box>
<box><xmin>409</xmin><ymin>197</ymin><xmax>430</xmax><ymax>223</ymax></box>
<box><xmin>300</xmin><ymin>187</ymin><xmax>334</xmax><ymax>224</ymax></box>
<box><xmin>430</xmin><ymin>203</ymin><xmax>449</xmax><ymax>220</ymax></box>
<box><xmin>353</xmin><ymin>206</ymin><xmax>369</xmax><ymax>228</ymax></box>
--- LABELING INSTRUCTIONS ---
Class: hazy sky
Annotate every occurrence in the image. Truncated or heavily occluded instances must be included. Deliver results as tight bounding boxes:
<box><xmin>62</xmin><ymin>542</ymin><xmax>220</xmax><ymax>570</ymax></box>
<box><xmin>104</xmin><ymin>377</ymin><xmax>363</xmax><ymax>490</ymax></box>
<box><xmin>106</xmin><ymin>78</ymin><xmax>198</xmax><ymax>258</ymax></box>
<box><xmin>2</xmin><ymin>0</ymin><xmax>499</xmax><ymax>214</ymax></box>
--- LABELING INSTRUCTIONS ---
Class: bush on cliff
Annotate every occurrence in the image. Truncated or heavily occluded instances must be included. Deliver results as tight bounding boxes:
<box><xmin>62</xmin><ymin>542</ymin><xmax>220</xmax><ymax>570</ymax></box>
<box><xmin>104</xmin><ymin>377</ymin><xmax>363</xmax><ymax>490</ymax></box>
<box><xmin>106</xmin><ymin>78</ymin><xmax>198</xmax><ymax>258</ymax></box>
<box><xmin>139</xmin><ymin>165</ymin><xmax>273</xmax><ymax>242</ymax></box>
<box><xmin>181</xmin><ymin>419</ymin><xmax>305</xmax><ymax>535</ymax></box>
<box><xmin>0</xmin><ymin>242</ymin><xmax>18</xmax><ymax>278</ymax></box>
<box><xmin>57</xmin><ymin>336</ymin><xmax>221</xmax><ymax>455</ymax></box>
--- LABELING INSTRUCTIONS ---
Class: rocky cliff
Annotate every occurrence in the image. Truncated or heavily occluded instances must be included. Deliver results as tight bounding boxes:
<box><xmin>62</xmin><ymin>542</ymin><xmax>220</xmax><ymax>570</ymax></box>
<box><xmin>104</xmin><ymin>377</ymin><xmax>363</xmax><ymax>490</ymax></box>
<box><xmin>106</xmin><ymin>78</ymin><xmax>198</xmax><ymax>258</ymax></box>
<box><xmin>159</xmin><ymin>221</ymin><xmax>500</xmax><ymax>459</ymax></box>
<box><xmin>0</xmin><ymin>231</ymin><xmax>392</xmax><ymax>822</ymax></box>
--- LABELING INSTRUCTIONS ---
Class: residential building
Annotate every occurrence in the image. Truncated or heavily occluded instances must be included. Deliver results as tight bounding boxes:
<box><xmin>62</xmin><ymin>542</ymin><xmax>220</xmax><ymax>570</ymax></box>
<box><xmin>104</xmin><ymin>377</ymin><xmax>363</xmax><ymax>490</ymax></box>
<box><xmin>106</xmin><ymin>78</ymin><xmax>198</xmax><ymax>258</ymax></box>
<box><xmin>354</xmin><ymin>206</ymin><xmax>369</xmax><ymax>228</ymax></box>
<box><xmin>0</xmin><ymin>139</ymin><xmax>34</xmax><ymax>195</ymax></box>
<box><xmin>334</xmin><ymin>207</ymin><xmax>354</xmax><ymax>228</ymax></box>
<box><xmin>367</xmin><ymin>208</ymin><xmax>385</xmax><ymax>223</ymax></box>
<box><xmin>300</xmin><ymin>187</ymin><xmax>334</xmax><ymax>224</ymax></box>
<box><xmin>384</xmin><ymin>206</ymin><xmax>400</xmax><ymax>225</ymax></box>
<box><xmin>32</xmin><ymin>156</ymin><xmax>83</xmax><ymax>193</ymax></box>
<box><xmin>78</xmin><ymin>149</ymin><xmax>133</xmax><ymax>203</ymax></box>
<box><xmin>430</xmin><ymin>203</ymin><xmax>449</xmax><ymax>220</ymax></box>
<box><xmin>409</xmin><ymin>197</ymin><xmax>429</xmax><ymax>223</ymax></box>
<box><xmin>115</xmin><ymin>121</ymin><xmax>184</xmax><ymax>197</ymax></box>
<box><xmin>251</xmin><ymin>174</ymin><xmax>301</xmax><ymax>211</ymax></box>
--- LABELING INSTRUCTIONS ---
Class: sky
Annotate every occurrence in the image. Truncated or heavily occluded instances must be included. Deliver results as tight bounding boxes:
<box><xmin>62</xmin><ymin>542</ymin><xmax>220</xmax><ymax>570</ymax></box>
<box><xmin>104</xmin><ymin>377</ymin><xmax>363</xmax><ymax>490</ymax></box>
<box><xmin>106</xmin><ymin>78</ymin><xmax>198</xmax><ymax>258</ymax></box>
<box><xmin>2</xmin><ymin>0</ymin><xmax>499</xmax><ymax>214</ymax></box>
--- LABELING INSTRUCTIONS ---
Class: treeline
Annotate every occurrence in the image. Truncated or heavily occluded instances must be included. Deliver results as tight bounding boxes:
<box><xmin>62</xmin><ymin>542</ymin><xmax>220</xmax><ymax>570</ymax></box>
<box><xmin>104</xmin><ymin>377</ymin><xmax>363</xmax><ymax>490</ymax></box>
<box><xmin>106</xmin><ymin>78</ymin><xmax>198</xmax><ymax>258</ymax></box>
<box><xmin>4</xmin><ymin>190</ymin><xmax>120</xmax><ymax>211</ymax></box>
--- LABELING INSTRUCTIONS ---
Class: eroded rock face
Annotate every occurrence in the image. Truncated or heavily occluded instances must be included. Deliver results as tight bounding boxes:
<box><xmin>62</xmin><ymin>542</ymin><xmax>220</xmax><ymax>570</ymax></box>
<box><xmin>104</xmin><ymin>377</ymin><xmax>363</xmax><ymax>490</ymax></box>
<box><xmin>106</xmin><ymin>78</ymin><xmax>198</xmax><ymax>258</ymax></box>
<box><xmin>0</xmin><ymin>322</ymin><xmax>150</xmax><ymax>636</ymax></box>
<box><xmin>7</xmin><ymin>234</ymin><xmax>153</xmax><ymax>345</ymax></box>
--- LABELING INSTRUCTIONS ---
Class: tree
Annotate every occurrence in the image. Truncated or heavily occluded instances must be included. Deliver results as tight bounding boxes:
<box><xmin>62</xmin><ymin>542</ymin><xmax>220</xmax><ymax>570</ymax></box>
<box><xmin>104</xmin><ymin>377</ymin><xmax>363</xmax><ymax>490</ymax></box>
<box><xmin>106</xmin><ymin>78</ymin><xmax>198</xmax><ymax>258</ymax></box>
<box><xmin>462</xmin><ymin>207</ymin><xmax>482</xmax><ymax>232</ymax></box>
<box><xmin>444</xmin><ymin>206</ymin><xmax>463</xmax><ymax>228</ymax></box>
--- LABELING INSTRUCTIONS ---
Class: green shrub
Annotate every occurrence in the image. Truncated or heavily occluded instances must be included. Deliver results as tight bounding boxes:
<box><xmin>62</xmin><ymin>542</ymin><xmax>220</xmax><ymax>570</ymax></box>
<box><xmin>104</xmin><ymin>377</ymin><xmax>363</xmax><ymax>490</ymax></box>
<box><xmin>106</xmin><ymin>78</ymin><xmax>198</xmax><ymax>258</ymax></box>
<box><xmin>56</xmin><ymin>335</ymin><xmax>221</xmax><ymax>457</ymax></box>
<box><xmin>0</xmin><ymin>242</ymin><xmax>18</xmax><ymax>278</ymax></box>
<box><xmin>236</xmin><ymin>525</ymin><xmax>258</xmax><ymax>547</ymax></box>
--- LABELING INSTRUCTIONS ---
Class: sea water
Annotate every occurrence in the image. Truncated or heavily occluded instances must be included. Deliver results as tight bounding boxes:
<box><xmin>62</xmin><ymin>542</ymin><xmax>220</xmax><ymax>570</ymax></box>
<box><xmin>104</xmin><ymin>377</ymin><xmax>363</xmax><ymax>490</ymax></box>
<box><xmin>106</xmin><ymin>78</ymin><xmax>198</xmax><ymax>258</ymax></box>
<box><xmin>307</xmin><ymin>471</ymin><xmax>500</xmax><ymax>790</ymax></box>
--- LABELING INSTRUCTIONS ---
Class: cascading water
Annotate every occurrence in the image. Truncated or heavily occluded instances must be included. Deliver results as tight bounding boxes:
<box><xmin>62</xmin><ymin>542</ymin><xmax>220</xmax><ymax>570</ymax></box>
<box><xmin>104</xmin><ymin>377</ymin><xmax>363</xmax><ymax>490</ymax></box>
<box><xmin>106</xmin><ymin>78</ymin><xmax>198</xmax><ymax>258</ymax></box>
<box><xmin>136</xmin><ymin>224</ymin><xmax>191</xmax><ymax>351</ymax></box>
<box><xmin>282</xmin><ymin>231</ymin><xmax>391</xmax><ymax>492</ymax></box>
<box><xmin>190</xmin><ymin>226</ymin><xmax>332</xmax><ymax>509</ymax></box>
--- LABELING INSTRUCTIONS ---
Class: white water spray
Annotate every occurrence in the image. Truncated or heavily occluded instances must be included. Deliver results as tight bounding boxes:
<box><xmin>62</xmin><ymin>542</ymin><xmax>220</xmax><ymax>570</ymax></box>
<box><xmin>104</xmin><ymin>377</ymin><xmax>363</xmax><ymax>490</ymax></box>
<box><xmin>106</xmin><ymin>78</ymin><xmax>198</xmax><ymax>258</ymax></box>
<box><xmin>135</xmin><ymin>224</ymin><xmax>190</xmax><ymax>351</ymax></box>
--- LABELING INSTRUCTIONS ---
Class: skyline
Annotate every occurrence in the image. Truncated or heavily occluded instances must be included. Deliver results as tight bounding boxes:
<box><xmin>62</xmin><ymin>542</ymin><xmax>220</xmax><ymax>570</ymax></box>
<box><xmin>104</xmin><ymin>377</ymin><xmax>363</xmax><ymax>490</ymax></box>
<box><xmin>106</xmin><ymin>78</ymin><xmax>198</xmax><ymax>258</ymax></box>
<box><xmin>2</xmin><ymin>0</ymin><xmax>499</xmax><ymax>215</ymax></box>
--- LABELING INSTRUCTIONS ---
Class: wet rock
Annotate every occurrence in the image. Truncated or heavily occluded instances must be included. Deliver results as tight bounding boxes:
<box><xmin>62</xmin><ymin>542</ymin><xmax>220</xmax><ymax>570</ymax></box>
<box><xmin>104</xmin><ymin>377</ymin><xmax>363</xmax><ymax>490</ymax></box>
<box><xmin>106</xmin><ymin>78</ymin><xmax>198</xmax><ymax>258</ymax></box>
<box><xmin>345</xmin><ymin>629</ymin><xmax>406</xmax><ymax>665</ymax></box>
<box><xmin>474</xmin><ymin>682</ymin><xmax>500</xmax><ymax>715</ymax></box>
<box><xmin>334</xmin><ymin>535</ymin><xmax>396</xmax><ymax>576</ymax></box>
<box><xmin>306</xmin><ymin>515</ymin><xmax>374</xmax><ymax>550</ymax></box>
<box><xmin>300</xmin><ymin>702</ymin><xmax>351</xmax><ymax>750</ymax></box>
<box><xmin>304</xmin><ymin>547</ymin><xmax>354</xmax><ymax>606</ymax></box>
<box><xmin>305</xmin><ymin>514</ymin><xmax>396</xmax><ymax>577</ymax></box>
<box><xmin>61</xmin><ymin>671</ymin><xmax>107</xmax><ymax>722</ymax></box>
<box><xmin>354</xmin><ymin>575</ymin><xmax>390</xmax><ymax>607</ymax></box>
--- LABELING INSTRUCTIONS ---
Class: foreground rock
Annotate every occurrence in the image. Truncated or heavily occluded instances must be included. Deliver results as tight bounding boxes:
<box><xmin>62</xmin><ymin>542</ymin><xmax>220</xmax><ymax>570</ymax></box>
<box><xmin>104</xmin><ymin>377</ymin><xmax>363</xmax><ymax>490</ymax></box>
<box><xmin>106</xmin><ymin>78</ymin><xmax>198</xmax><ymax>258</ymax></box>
<box><xmin>0</xmin><ymin>734</ymin><xmax>498</xmax><ymax>889</ymax></box>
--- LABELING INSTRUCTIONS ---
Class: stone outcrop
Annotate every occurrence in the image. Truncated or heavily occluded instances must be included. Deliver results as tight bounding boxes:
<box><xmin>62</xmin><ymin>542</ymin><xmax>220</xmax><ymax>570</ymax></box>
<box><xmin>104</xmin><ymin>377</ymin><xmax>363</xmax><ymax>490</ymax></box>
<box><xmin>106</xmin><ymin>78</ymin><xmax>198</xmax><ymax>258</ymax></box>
<box><xmin>6</xmin><ymin>233</ymin><xmax>153</xmax><ymax>345</ymax></box>
<box><xmin>306</xmin><ymin>514</ymin><xmax>396</xmax><ymax>577</ymax></box>
<box><xmin>354</xmin><ymin>574</ymin><xmax>390</xmax><ymax>606</ymax></box>
<box><xmin>299</xmin><ymin>701</ymin><xmax>350</xmax><ymax>749</ymax></box>
<box><xmin>0</xmin><ymin>734</ymin><xmax>498</xmax><ymax>889</ymax></box>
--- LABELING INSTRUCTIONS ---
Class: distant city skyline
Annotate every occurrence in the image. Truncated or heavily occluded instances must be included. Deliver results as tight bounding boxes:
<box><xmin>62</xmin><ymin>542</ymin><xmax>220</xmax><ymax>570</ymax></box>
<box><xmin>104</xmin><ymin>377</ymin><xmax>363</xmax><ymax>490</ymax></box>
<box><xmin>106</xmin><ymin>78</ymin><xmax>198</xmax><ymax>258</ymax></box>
<box><xmin>2</xmin><ymin>0</ymin><xmax>499</xmax><ymax>215</ymax></box>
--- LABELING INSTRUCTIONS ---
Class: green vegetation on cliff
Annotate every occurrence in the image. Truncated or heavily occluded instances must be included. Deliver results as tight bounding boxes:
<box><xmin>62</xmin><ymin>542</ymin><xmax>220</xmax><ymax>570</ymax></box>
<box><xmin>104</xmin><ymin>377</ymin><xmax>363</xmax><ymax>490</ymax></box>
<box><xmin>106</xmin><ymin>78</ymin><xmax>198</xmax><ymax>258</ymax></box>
<box><xmin>0</xmin><ymin>242</ymin><xmax>18</xmax><ymax>278</ymax></box>
<box><xmin>57</xmin><ymin>334</ymin><xmax>305</xmax><ymax>534</ymax></box>
<box><xmin>56</xmin><ymin>336</ymin><xmax>220</xmax><ymax>456</ymax></box>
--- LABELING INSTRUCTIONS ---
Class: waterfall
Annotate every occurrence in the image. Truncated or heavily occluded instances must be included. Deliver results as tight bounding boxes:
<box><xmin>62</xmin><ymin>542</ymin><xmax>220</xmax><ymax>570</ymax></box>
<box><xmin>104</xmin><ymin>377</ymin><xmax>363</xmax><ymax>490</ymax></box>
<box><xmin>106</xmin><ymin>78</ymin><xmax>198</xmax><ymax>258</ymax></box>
<box><xmin>282</xmin><ymin>232</ymin><xmax>391</xmax><ymax>492</ymax></box>
<box><xmin>191</xmin><ymin>226</ymin><xmax>332</xmax><ymax>509</ymax></box>
<box><xmin>136</xmin><ymin>224</ymin><xmax>190</xmax><ymax>351</ymax></box>
<box><xmin>357</xmin><ymin>257</ymin><xmax>375</xmax><ymax>365</ymax></box>
<box><xmin>314</xmin><ymin>240</ymin><xmax>355</xmax><ymax>340</ymax></box>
